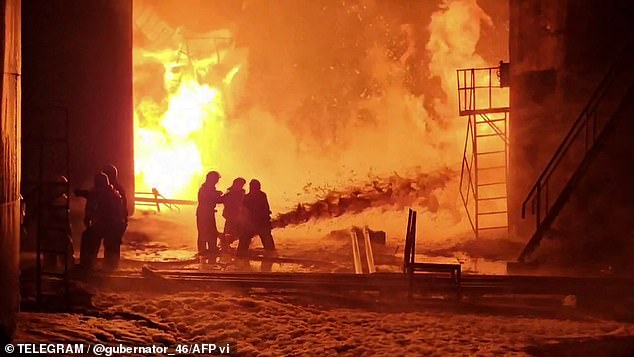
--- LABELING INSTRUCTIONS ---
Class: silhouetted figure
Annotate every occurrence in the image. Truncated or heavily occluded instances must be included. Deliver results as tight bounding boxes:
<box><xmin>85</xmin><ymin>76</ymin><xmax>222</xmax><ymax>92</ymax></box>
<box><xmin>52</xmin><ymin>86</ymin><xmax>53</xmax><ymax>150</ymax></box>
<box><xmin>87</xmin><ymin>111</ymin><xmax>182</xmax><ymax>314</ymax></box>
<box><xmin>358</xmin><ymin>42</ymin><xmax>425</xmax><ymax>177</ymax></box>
<box><xmin>197</xmin><ymin>171</ymin><xmax>223</xmax><ymax>256</ymax></box>
<box><xmin>41</xmin><ymin>176</ymin><xmax>74</xmax><ymax>269</ymax></box>
<box><xmin>221</xmin><ymin>177</ymin><xmax>246</xmax><ymax>249</ymax></box>
<box><xmin>79</xmin><ymin>172</ymin><xmax>124</xmax><ymax>270</ymax></box>
<box><xmin>238</xmin><ymin>179</ymin><xmax>275</xmax><ymax>256</ymax></box>
<box><xmin>102</xmin><ymin>164</ymin><xmax>128</xmax><ymax>269</ymax></box>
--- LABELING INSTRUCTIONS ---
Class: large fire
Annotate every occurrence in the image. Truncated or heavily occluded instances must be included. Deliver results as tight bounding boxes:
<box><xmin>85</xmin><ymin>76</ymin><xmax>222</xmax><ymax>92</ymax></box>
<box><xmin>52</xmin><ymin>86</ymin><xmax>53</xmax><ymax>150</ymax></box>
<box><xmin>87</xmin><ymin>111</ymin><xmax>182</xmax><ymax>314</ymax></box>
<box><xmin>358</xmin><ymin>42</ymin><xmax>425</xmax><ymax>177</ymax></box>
<box><xmin>133</xmin><ymin>0</ymin><xmax>507</xmax><ymax>238</ymax></box>
<box><xmin>133</xmin><ymin>28</ymin><xmax>240</xmax><ymax>198</ymax></box>
<box><xmin>134</xmin><ymin>74</ymin><xmax>225</xmax><ymax>198</ymax></box>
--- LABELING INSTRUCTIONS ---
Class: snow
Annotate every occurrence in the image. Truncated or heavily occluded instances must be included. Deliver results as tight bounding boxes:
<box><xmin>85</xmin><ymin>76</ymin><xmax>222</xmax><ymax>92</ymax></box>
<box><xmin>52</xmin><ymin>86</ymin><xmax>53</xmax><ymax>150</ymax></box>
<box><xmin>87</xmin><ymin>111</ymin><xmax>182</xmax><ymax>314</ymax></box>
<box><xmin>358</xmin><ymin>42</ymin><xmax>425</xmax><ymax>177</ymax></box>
<box><xmin>19</xmin><ymin>209</ymin><xmax>631</xmax><ymax>356</ymax></box>
<box><xmin>15</xmin><ymin>289</ymin><xmax>634</xmax><ymax>356</ymax></box>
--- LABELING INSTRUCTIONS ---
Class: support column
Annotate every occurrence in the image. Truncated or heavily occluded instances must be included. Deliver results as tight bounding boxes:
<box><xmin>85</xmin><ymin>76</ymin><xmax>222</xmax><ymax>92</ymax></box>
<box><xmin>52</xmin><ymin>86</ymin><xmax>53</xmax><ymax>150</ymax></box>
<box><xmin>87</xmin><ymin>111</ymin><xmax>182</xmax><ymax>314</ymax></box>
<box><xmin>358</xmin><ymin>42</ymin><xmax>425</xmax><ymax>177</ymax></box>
<box><xmin>0</xmin><ymin>0</ymin><xmax>21</xmax><ymax>344</ymax></box>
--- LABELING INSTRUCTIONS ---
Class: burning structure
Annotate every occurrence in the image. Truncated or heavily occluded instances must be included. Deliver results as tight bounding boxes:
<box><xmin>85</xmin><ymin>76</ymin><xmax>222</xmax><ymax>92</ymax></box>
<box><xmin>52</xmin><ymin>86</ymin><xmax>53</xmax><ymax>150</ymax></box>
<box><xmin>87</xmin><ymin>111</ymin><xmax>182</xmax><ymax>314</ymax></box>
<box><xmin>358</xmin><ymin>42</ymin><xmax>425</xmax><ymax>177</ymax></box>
<box><xmin>0</xmin><ymin>0</ymin><xmax>633</xmax><ymax>353</ymax></box>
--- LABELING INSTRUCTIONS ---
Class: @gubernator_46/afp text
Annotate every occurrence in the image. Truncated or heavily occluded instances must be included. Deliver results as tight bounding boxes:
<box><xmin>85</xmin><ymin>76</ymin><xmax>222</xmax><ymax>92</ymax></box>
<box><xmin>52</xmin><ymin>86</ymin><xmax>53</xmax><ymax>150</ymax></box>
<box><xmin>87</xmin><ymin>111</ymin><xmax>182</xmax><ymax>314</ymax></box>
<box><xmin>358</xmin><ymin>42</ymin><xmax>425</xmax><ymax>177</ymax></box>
<box><xmin>3</xmin><ymin>343</ymin><xmax>235</xmax><ymax>355</ymax></box>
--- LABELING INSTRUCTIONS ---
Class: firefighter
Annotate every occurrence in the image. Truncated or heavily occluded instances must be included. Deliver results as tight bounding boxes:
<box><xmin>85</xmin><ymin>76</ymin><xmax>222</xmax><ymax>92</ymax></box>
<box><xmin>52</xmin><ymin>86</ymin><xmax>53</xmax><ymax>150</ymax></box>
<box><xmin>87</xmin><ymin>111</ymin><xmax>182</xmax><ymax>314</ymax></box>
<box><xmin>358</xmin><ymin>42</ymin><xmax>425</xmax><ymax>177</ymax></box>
<box><xmin>221</xmin><ymin>177</ymin><xmax>247</xmax><ymax>250</ymax></box>
<box><xmin>237</xmin><ymin>179</ymin><xmax>275</xmax><ymax>256</ymax></box>
<box><xmin>80</xmin><ymin>172</ymin><xmax>124</xmax><ymax>270</ymax></box>
<box><xmin>196</xmin><ymin>171</ymin><xmax>223</xmax><ymax>256</ymax></box>
<box><xmin>40</xmin><ymin>176</ymin><xmax>74</xmax><ymax>269</ymax></box>
<box><xmin>101</xmin><ymin>164</ymin><xmax>128</xmax><ymax>269</ymax></box>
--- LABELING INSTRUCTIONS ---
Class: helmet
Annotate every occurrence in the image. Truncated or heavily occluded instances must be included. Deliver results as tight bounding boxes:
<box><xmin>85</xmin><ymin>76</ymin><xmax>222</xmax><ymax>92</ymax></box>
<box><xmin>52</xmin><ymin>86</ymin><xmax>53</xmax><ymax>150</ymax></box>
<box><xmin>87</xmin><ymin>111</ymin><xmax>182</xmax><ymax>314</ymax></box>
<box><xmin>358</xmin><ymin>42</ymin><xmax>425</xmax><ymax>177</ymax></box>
<box><xmin>249</xmin><ymin>179</ymin><xmax>261</xmax><ymax>191</ymax></box>
<box><xmin>94</xmin><ymin>172</ymin><xmax>110</xmax><ymax>188</ymax></box>
<box><xmin>206</xmin><ymin>171</ymin><xmax>221</xmax><ymax>184</ymax></box>
<box><xmin>102</xmin><ymin>164</ymin><xmax>118</xmax><ymax>183</ymax></box>
<box><xmin>231</xmin><ymin>177</ymin><xmax>246</xmax><ymax>189</ymax></box>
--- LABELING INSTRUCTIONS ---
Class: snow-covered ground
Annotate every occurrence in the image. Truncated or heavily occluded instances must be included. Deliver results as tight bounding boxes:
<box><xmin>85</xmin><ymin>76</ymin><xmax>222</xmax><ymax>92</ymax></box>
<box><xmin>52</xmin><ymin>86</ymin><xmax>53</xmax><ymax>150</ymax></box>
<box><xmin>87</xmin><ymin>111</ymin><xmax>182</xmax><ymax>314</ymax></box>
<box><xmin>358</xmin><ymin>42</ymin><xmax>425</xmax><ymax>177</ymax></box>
<box><xmin>15</xmin><ymin>289</ymin><xmax>634</xmax><ymax>356</ymax></box>
<box><xmin>18</xmin><ymin>210</ymin><xmax>634</xmax><ymax>356</ymax></box>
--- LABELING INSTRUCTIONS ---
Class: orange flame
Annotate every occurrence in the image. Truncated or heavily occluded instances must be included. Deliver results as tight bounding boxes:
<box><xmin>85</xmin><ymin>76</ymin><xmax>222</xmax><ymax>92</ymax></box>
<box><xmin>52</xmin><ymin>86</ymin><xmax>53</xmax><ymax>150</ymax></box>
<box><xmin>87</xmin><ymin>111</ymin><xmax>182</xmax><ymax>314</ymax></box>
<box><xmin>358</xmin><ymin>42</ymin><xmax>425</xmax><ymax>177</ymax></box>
<box><xmin>133</xmin><ymin>0</ymin><xmax>508</xmax><ymax>241</ymax></box>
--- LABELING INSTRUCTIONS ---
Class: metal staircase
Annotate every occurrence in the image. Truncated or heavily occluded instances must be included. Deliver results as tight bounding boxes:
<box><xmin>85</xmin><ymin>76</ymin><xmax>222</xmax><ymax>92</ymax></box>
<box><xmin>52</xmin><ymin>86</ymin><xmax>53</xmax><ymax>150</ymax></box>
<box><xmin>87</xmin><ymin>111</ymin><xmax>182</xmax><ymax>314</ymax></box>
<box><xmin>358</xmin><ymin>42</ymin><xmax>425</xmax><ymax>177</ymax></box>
<box><xmin>457</xmin><ymin>64</ymin><xmax>510</xmax><ymax>239</ymax></box>
<box><xmin>518</xmin><ymin>40</ymin><xmax>634</xmax><ymax>262</ymax></box>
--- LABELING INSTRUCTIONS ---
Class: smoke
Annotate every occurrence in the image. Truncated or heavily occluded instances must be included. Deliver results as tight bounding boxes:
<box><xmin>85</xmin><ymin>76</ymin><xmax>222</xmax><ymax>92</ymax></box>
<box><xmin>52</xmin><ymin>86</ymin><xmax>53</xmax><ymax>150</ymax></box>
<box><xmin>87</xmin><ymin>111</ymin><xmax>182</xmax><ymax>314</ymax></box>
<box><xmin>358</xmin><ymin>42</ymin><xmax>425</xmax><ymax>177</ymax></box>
<box><xmin>133</xmin><ymin>0</ymin><xmax>502</xmax><ymax>239</ymax></box>
<box><xmin>427</xmin><ymin>0</ymin><xmax>493</xmax><ymax>118</ymax></box>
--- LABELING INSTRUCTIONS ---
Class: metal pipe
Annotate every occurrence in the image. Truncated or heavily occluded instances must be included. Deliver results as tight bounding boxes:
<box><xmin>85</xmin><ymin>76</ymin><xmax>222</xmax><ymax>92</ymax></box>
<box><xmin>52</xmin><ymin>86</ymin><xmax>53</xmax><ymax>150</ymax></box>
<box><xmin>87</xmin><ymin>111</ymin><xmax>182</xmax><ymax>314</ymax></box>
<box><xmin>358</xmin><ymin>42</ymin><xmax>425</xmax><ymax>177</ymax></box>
<box><xmin>363</xmin><ymin>227</ymin><xmax>376</xmax><ymax>274</ymax></box>
<box><xmin>350</xmin><ymin>230</ymin><xmax>363</xmax><ymax>274</ymax></box>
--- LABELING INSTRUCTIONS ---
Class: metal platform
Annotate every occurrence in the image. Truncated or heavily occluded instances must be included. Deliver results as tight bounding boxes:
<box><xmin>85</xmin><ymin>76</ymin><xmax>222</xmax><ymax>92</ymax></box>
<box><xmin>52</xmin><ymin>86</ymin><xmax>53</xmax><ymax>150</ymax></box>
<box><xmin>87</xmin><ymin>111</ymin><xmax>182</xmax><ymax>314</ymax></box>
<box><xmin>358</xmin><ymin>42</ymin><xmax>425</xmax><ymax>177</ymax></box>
<box><xmin>457</xmin><ymin>65</ymin><xmax>510</xmax><ymax>239</ymax></box>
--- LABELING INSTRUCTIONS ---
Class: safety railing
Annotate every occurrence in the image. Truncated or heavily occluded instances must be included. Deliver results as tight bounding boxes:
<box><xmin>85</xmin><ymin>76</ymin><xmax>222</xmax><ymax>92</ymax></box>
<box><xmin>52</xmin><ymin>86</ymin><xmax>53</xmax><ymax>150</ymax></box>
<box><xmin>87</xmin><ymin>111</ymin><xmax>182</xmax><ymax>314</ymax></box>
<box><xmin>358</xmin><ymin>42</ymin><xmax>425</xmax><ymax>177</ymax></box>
<box><xmin>456</xmin><ymin>65</ymin><xmax>509</xmax><ymax>116</ymax></box>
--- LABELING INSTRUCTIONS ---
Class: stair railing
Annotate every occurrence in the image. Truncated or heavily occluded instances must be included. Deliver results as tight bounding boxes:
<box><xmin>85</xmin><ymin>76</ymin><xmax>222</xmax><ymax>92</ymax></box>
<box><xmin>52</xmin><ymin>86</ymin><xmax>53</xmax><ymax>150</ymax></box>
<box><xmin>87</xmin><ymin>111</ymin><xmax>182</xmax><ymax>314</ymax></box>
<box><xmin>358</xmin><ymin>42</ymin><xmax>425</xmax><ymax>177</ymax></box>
<box><xmin>519</xmin><ymin>39</ymin><xmax>633</xmax><ymax>261</ymax></box>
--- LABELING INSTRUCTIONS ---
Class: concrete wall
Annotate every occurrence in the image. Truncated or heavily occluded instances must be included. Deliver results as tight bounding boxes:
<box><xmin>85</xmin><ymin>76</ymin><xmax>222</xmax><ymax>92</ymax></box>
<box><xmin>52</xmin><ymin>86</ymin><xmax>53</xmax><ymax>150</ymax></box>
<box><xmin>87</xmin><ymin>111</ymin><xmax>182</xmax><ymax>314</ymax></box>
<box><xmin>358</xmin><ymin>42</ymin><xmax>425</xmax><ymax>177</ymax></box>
<box><xmin>0</xmin><ymin>0</ymin><xmax>20</xmax><ymax>343</ymax></box>
<box><xmin>509</xmin><ymin>0</ymin><xmax>634</xmax><ymax>272</ymax></box>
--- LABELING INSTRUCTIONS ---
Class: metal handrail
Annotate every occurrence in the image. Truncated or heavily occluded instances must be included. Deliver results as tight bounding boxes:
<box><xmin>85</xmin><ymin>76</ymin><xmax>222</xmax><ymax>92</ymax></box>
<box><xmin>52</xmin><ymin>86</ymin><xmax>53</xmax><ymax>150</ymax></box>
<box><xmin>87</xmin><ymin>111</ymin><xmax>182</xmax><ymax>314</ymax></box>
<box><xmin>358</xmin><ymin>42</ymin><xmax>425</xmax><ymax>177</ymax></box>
<box><xmin>134</xmin><ymin>188</ymin><xmax>194</xmax><ymax>212</ymax></box>
<box><xmin>521</xmin><ymin>39</ymin><xmax>633</xmax><ymax>221</ymax></box>
<box><xmin>456</xmin><ymin>66</ymin><xmax>509</xmax><ymax>115</ymax></box>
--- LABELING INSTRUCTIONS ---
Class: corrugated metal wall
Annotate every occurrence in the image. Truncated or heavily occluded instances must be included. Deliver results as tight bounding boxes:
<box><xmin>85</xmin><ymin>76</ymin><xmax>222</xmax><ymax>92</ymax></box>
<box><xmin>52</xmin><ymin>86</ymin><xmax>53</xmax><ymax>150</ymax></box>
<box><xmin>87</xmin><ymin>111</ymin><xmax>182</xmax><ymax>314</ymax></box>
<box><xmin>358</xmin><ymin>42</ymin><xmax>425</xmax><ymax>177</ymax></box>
<box><xmin>0</xmin><ymin>0</ymin><xmax>21</xmax><ymax>343</ymax></box>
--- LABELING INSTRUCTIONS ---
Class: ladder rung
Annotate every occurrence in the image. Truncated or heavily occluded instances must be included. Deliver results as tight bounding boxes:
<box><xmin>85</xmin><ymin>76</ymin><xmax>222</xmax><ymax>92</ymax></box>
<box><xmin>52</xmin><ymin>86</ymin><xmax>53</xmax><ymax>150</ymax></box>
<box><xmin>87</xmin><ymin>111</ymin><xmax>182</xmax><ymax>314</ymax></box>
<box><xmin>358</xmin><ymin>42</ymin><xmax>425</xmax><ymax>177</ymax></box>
<box><xmin>22</xmin><ymin>181</ymin><xmax>69</xmax><ymax>186</ymax></box>
<box><xmin>39</xmin><ymin>249</ymin><xmax>69</xmax><ymax>255</ymax></box>
<box><xmin>478</xmin><ymin>181</ymin><xmax>506</xmax><ymax>187</ymax></box>
<box><xmin>478</xmin><ymin>225</ymin><xmax>508</xmax><ymax>231</ymax></box>
<box><xmin>31</xmin><ymin>138</ymin><xmax>69</xmax><ymax>143</ymax></box>
<box><xmin>43</xmin><ymin>204</ymin><xmax>69</xmax><ymax>210</ymax></box>
<box><xmin>475</xmin><ymin>118</ymin><xmax>506</xmax><ymax>124</ymax></box>
<box><xmin>478</xmin><ymin>210</ymin><xmax>508</xmax><ymax>216</ymax></box>
<box><xmin>39</xmin><ymin>227</ymin><xmax>71</xmax><ymax>232</ymax></box>
<box><xmin>477</xmin><ymin>196</ymin><xmax>507</xmax><ymax>201</ymax></box>
<box><xmin>476</xmin><ymin>133</ymin><xmax>506</xmax><ymax>138</ymax></box>
<box><xmin>478</xmin><ymin>165</ymin><xmax>506</xmax><ymax>170</ymax></box>
<box><xmin>476</xmin><ymin>150</ymin><xmax>505</xmax><ymax>155</ymax></box>
<box><xmin>41</xmin><ymin>271</ymin><xmax>68</xmax><ymax>277</ymax></box>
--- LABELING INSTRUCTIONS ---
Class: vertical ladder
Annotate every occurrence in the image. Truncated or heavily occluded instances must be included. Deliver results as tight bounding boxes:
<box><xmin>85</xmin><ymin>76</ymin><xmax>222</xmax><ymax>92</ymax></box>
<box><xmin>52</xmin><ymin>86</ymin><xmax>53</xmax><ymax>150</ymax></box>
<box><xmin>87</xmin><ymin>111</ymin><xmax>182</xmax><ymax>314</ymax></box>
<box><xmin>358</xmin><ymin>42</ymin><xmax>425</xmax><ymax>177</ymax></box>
<box><xmin>457</xmin><ymin>65</ymin><xmax>510</xmax><ymax>239</ymax></box>
<box><xmin>24</xmin><ymin>106</ymin><xmax>72</xmax><ymax>305</ymax></box>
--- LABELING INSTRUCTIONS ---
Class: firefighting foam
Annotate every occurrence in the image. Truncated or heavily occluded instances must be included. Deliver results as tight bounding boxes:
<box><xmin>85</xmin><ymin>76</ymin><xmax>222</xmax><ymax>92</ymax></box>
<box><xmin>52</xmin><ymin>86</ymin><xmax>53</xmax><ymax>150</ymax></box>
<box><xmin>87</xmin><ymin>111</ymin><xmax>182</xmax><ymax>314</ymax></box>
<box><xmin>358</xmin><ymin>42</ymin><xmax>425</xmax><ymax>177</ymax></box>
<box><xmin>132</xmin><ymin>0</ymin><xmax>507</xmax><ymax>236</ymax></box>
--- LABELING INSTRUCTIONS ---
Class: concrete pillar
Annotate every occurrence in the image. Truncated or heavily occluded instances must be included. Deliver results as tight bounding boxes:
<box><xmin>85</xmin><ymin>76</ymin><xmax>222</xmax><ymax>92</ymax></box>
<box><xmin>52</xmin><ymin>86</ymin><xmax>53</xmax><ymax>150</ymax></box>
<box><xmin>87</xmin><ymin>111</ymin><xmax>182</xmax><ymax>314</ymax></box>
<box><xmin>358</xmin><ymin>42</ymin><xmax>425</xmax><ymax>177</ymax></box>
<box><xmin>0</xmin><ymin>0</ymin><xmax>21</xmax><ymax>344</ymax></box>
